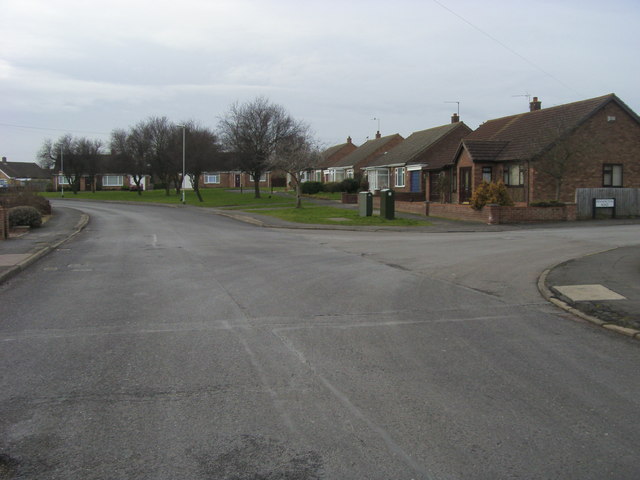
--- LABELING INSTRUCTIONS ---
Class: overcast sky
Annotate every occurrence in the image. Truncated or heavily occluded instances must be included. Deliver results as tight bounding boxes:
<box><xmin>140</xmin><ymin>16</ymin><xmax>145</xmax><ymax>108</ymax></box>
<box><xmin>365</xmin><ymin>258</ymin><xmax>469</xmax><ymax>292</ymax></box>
<box><xmin>1</xmin><ymin>0</ymin><xmax>639</xmax><ymax>163</ymax></box>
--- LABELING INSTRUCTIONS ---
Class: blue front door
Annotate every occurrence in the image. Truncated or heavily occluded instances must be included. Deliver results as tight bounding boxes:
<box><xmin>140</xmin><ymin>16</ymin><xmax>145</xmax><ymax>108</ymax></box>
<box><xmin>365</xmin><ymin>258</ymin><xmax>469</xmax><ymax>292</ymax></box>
<box><xmin>410</xmin><ymin>170</ymin><xmax>421</xmax><ymax>192</ymax></box>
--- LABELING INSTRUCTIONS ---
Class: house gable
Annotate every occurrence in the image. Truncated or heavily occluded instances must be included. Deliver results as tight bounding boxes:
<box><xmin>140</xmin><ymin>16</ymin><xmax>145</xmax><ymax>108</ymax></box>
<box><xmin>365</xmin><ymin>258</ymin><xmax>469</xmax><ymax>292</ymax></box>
<box><xmin>332</xmin><ymin>133</ymin><xmax>404</xmax><ymax>171</ymax></box>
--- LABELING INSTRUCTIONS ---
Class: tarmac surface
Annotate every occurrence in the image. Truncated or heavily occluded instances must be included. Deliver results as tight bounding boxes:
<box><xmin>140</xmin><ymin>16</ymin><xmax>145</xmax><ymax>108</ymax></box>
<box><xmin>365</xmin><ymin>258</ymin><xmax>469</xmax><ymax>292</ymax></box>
<box><xmin>1</xmin><ymin>202</ymin><xmax>639</xmax><ymax>340</ymax></box>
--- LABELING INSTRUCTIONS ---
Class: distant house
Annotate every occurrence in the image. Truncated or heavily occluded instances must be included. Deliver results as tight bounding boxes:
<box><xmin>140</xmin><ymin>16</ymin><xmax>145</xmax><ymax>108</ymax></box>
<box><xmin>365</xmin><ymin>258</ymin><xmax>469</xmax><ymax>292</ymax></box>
<box><xmin>198</xmin><ymin>152</ymin><xmax>272</xmax><ymax>190</ymax></box>
<box><xmin>314</xmin><ymin>137</ymin><xmax>358</xmax><ymax>183</ymax></box>
<box><xmin>327</xmin><ymin>132</ymin><xmax>404</xmax><ymax>183</ymax></box>
<box><xmin>52</xmin><ymin>155</ymin><xmax>151</xmax><ymax>191</ymax></box>
<box><xmin>363</xmin><ymin>116</ymin><xmax>472</xmax><ymax>199</ymax></box>
<box><xmin>0</xmin><ymin>157</ymin><xmax>51</xmax><ymax>190</ymax></box>
<box><xmin>451</xmin><ymin>94</ymin><xmax>640</xmax><ymax>204</ymax></box>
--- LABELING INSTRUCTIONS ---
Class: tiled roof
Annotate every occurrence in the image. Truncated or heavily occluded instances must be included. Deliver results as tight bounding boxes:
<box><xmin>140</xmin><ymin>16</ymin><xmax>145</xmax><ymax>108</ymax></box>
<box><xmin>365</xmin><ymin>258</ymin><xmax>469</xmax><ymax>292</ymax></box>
<box><xmin>366</xmin><ymin>123</ymin><xmax>464</xmax><ymax>168</ymax></box>
<box><xmin>0</xmin><ymin>161</ymin><xmax>50</xmax><ymax>179</ymax></box>
<box><xmin>332</xmin><ymin>133</ymin><xmax>403</xmax><ymax>169</ymax></box>
<box><xmin>319</xmin><ymin>141</ymin><xmax>357</xmax><ymax>168</ymax></box>
<box><xmin>463</xmin><ymin>93</ymin><xmax>633</xmax><ymax>162</ymax></box>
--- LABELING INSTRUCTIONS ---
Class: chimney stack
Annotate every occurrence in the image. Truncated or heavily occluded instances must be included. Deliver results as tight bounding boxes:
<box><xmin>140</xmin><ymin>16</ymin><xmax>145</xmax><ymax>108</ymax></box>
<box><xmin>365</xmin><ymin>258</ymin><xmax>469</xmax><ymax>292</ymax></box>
<box><xmin>529</xmin><ymin>96</ymin><xmax>542</xmax><ymax>112</ymax></box>
<box><xmin>347</xmin><ymin>136</ymin><xmax>352</xmax><ymax>144</ymax></box>
<box><xmin>375</xmin><ymin>131</ymin><xmax>381</xmax><ymax>139</ymax></box>
<box><xmin>451</xmin><ymin>113</ymin><xmax>460</xmax><ymax>123</ymax></box>
<box><xmin>1</xmin><ymin>157</ymin><xmax>7</xmax><ymax>163</ymax></box>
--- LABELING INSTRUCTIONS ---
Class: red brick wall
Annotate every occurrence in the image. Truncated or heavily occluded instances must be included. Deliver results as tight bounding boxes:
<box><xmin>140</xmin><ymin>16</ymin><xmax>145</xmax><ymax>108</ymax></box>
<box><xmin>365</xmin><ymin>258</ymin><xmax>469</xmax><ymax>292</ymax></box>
<box><xmin>426</xmin><ymin>203</ymin><xmax>577</xmax><ymax>224</ymax></box>
<box><xmin>0</xmin><ymin>206</ymin><xmax>7</xmax><ymax>240</ymax></box>
<box><xmin>532</xmin><ymin>102</ymin><xmax>640</xmax><ymax>203</ymax></box>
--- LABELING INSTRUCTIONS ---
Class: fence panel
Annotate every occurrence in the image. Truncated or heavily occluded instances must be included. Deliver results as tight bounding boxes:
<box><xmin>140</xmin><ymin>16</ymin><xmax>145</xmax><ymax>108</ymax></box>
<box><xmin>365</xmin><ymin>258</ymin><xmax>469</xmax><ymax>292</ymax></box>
<box><xmin>575</xmin><ymin>188</ymin><xmax>639</xmax><ymax>218</ymax></box>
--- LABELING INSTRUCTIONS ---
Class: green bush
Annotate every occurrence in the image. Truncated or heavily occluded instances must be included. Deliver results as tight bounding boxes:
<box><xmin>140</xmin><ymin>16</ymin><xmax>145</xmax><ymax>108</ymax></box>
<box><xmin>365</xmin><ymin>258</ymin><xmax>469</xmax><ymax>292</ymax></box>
<box><xmin>301</xmin><ymin>181</ymin><xmax>323</xmax><ymax>194</ymax></box>
<box><xmin>530</xmin><ymin>200</ymin><xmax>566</xmax><ymax>207</ymax></box>
<box><xmin>470</xmin><ymin>181</ymin><xmax>513</xmax><ymax>210</ymax></box>
<box><xmin>324</xmin><ymin>182</ymin><xmax>343</xmax><ymax>193</ymax></box>
<box><xmin>9</xmin><ymin>206</ymin><xmax>42</xmax><ymax>228</ymax></box>
<box><xmin>340</xmin><ymin>178</ymin><xmax>360</xmax><ymax>194</ymax></box>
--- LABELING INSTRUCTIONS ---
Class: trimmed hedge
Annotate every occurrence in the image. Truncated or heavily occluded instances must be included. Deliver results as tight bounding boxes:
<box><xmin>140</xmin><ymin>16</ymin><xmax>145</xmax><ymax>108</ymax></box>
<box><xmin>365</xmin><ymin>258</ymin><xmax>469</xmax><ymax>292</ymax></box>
<box><xmin>529</xmin><ymin>201</ymin><xmax>566</xmax><ymax>207</ymax></box>
<box><xmin>9</xmin><ymin>206</ymin><xmax>42</xmax><ymax>228</ymax></box>
<box><xmin>0</xmin><ymin>192</ymin><xmax>51</xmax><ymax>214</ymax></box>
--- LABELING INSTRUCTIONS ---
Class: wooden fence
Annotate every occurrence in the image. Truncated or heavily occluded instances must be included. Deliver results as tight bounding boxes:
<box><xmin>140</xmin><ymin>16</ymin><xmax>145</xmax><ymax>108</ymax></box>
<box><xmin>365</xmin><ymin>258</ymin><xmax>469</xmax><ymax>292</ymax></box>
<box><xmin>575</xmin><ymin>188</ymin><xmax>640</xmax><ymax>219</ymax></box>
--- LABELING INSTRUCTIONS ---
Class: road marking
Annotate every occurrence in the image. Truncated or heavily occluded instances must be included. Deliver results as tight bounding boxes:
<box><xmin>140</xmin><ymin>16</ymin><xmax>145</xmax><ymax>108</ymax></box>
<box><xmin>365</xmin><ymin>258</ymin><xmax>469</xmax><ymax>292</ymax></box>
<box><xmin>554</xmin><ymin>284</ymin><xmax>626</xmax><ymax>301</ymax></box>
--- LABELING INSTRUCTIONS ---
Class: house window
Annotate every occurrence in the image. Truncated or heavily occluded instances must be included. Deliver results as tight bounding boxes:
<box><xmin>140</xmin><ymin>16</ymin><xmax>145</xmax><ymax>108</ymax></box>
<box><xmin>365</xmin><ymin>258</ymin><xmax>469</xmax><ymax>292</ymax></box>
<box><xmin>204</xmin><ymin>173</ymin><xmax>220</xmax><ymax>184</ymax></box>
<box><xmin>103</xmin><ymin>175</ymin><xmax>123</xmax><ymax>187</ymax></box>
<box><xmin>395</xmin><ymin>167</ymin><xmax>406</xmax><ymax>187</ymax></box>
<box><xmin>603</xmin><ymin>164</ymin><xmax>622</xmax><ymax>187</ymax></box>
<box><xmin>482</xmin><ymin>166</ymin><xmax>492</xmax><ymax>183</ymax></box>
<box><xmin>58</xmin><ymin>175</ymin><xmax>75</xmax><ymax>185</ymax></box>
<box><xmin>503</xmin><ymin>164</ymin><xmax>524</xmax><ymax>186</ymax></box>
<box><xmin>259</xmin><ymin>173</ymin><xmax>267</xmax><ymax>182</ymax></box>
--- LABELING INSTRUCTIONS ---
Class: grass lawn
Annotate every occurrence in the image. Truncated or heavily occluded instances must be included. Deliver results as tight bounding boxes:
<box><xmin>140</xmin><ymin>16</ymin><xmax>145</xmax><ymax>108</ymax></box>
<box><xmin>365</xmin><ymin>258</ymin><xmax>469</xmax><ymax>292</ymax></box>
<box><xmin>254</xmin><ymin>205</ymin><xmax>432</xmax><ymax>227</ymax></box>
<box><xmin>42</xmin><ymin>188</ymin><xmax>431</xmax><ymax>226</ymax></box>
<box><xmin>43</xmin><ymin>188</ymin><xmax>295</xmax><ymax>208</ymax></box>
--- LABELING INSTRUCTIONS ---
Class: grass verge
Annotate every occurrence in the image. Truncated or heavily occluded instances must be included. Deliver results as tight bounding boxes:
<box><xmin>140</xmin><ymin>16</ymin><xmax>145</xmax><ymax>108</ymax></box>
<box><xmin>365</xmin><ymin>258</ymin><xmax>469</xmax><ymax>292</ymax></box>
<box><xmin>43</xmin><ymin>189</ymin><xmax>295</xmax><ymax>208</ymax></box>
<box><xmin>254</xmin><ymin>205</ymin><xmax>432</xmax><ymax>226</ymax></box>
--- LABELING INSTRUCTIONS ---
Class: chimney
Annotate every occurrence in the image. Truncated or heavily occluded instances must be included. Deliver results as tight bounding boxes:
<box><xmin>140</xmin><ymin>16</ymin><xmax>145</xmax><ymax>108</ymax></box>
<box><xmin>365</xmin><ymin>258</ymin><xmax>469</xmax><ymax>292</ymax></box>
<box><xmin>347</xmin><ymin>136</ymin><xmax>352</xmax><ymax>144</ymax></box>
<box><xmin>375</xmin><ymin>131</ymin><xmax>381</xmax><ymax>139</ymax></box>
<box><xmin>1</xmin><ymin>157</ymin><xmax>6</xmax><ymax>163</ymax></box>
<box><xmin>451</xmin><ymin>113</ymin><xmax>460</xmax><ymax>123</ymax></box>
<box><xmin>529</xmin><ymin>96</ymin><xmax>542</xmax><ymax>111</ymax></box>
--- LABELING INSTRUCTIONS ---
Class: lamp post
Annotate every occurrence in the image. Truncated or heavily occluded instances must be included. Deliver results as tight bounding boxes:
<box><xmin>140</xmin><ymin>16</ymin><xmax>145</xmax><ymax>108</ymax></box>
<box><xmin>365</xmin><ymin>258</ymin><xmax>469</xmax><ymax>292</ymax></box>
<box><xmin>177</xmin><ymin>124</ymin><xmax>186</xmax><ymax>204</ymax></box>
<box><xmin>60</xmin><ymin>148</ymin><xmax>64</xmax><ymax>198</ymax></box>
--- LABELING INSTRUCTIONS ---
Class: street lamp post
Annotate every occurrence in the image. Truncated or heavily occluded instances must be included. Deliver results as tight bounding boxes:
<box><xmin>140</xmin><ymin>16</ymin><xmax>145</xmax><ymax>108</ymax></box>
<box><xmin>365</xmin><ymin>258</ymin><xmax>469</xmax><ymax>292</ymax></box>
<box><xmin>60</xmin><ymin>148</ymin><xmax>64</xmax><ymax>198</ymax></box>
<box><xmin>177</xmin><ymin>124</ymin><xmax>186</xmax><ymax>204</ymax></box>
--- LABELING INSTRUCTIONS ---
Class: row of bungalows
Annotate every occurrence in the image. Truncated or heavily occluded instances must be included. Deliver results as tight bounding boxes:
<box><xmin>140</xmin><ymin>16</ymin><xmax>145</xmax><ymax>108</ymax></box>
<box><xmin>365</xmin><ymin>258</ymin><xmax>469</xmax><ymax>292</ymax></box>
<box><xmin>316</xmin><ymin>93</ymin><xmax>640</xmax><ymax>208</ymax></box>
<box><xmin>49</xmin><ymin>151</ymin><xmax>272</xmax><ymax>192</ymax></box>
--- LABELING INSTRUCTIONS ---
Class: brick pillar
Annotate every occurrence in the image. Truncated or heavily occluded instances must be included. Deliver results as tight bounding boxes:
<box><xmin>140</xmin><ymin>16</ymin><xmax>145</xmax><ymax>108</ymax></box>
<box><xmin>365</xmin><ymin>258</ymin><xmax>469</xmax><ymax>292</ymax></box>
<box><xmin>0</xmin><ymin>206</ymin><xmax>7</xmax><ymax>240</ymax></box>
<box><xmin>487</xmin><ymin>204</ymin><xmax>501</xmax><ymax>225</ymax></box>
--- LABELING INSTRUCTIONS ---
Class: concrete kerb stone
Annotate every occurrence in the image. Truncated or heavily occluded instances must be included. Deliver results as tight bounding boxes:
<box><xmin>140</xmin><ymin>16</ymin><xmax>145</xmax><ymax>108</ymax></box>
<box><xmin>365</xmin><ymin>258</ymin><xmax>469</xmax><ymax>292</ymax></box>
<box><xmin>0</xmin><ymin>213</ymin><xmax>89</xmax><ymax>285</ymax></box>
<box><xmin>537</xmin><ymin>262</ymin><xmax>640</xmax><ymax>341</ymax></box>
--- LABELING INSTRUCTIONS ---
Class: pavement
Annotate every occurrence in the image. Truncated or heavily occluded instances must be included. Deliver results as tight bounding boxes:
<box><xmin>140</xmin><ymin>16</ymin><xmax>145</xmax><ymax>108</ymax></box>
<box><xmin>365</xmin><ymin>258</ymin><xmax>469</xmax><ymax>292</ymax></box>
<box><xmin>1</xmin><ymin>201</ymin><xmax>639</xmax><ymax>340</ymax></box>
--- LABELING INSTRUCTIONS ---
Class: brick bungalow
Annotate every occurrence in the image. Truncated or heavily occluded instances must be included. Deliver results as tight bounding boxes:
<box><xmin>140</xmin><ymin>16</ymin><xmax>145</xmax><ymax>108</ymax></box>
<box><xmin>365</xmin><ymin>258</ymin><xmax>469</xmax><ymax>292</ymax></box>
<box><xmin>52</xmin><ymin>154</ymin><xmax>151</xmax><ymax>191</ymax></box>
<box><xmin>312</xmin><ymin>137</ymin><xmax>358</xmax><ymax>183</ymax></box>
<box><xmin>0</xmin><ymin>157</ymin><xmax>51</xmax><ymax>190</ymax></box>
<box><xmin>363</xmin><ymin>115</ymin><xmax>472</xmax><ymax>200</ymax></box>
<box><xmin>327</xmin><ymin>131</ymin><xmax>404</xmax><ymax>182</ymax></box>
<box><xmin>451</xmin><ymin>93</ymin><xmax>640</xmax><ymax>204</ymax></box>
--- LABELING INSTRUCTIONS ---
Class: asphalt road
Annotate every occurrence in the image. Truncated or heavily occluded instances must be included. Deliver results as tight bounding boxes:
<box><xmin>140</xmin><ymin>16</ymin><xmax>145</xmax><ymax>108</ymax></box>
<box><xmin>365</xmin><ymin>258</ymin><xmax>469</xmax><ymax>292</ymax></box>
<box><xmin>1</xmin><ymin>201</ymin><xmax>639</xmax><ymax>479</ymax></box>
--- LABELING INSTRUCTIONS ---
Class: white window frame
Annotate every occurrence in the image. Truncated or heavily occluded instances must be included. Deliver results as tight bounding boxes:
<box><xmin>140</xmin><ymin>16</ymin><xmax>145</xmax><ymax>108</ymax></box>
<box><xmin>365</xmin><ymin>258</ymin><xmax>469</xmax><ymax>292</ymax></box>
<box><xmin>58</xmin><ymin>175</ymin><xmax>75</xmax><ymax>185</ymax></box>
<box><xmin>102</xmin><ymin>175</ymin><xmax>124</xmax><ymax>187</ymax></box>
<box><xmin>204</xmin><ymin>173</ymin><xmax>220</xmax><ymax>184</ymax></box>
<box><xmin>395</xmin><ymin>167</ymin><xmax>406</xmax><ymax>187</ymax></box>
<box><xmin>503</xmin><ymin>164</ymin><xmax>524</xmax><ymax>186</ymax></box>
<box><xmin>603</xmin><ymin>164</ymin><xmax>622</xmax><ymax>187</ymax></box>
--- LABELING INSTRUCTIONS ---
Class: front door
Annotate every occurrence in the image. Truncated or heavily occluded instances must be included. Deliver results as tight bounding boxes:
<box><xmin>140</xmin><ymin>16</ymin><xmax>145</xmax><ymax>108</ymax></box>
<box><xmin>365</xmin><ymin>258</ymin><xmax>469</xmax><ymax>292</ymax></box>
<box><xmin>234</xmin><ymin>174</ymin><xmax>241</xmax><ymax>188</ymax></box>
<box><xmin>409</xmin><ymin>170</ymin><xmax>421</xmax><ymax>192</ymax></box>
<box><xmin>459</xmin><ymin>167</ymin><xmax>472</xmax><ymax>203</ymax></box>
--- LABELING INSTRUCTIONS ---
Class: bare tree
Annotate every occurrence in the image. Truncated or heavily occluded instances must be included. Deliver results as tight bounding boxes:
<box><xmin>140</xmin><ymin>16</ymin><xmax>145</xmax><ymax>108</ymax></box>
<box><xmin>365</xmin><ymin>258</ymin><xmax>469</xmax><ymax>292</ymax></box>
<box><xmin>144</xmin><ymin>117</ymin><xmax>176</xmax><ymax>196</ymax></box>
<box><xmin>218</xmin><ymin>97</ymin><xmax>305</xmax><ymax>198</ymax></box>
<box><xmin>75</xmin><ymin>137</ymin><xmax>103</xmax><ymax>193</ymax></box>
<box><xmin>531</xmin><ymin>118</ymin><xmax>597</xmax><ymax>202</ymax></box>
<box><xmin>38</xmin><ymin>134</ymin><xmax>88</xmax><ymax>194</ymax></box>
<box><xmin>268</xmin><ymin>127</ymin><xmax>321</xmax><ymax>208</ymax></box>
<box><xmin>111</xmin><ymin>123</ymin><xmax>152</xmax><ymax>195</ymax></box>
<box><xmin>176</xmin><ymin>121</ymin><xmax>222</xmax><ymax>202</ymax></box>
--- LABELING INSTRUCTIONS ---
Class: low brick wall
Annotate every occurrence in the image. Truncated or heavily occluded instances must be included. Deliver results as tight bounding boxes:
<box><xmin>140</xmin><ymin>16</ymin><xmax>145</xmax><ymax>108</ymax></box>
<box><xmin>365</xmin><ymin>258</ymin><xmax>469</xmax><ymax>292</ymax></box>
<box><xmin>341</xmin><ymin>193</ymin><xmax>358</xmax><ymax>204</ymax></box>
<box><xmin>0</xmin><ymin>206</ymin><xmax>7</xmax><ymax>240</ymax></box>
<box><xmin>493</xmin><ymin>204</ymin><xmax>577</xmax><ymax>223</ymax></box>
<box><xmin>427</xmin><ymin>203</ymin><xmax>491</xmax><ymax>223</ymax></box>
<box><xmin>426</xmin><ymin>203</ymin><xmax>577</xmax><ymax>224</ymax></box>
